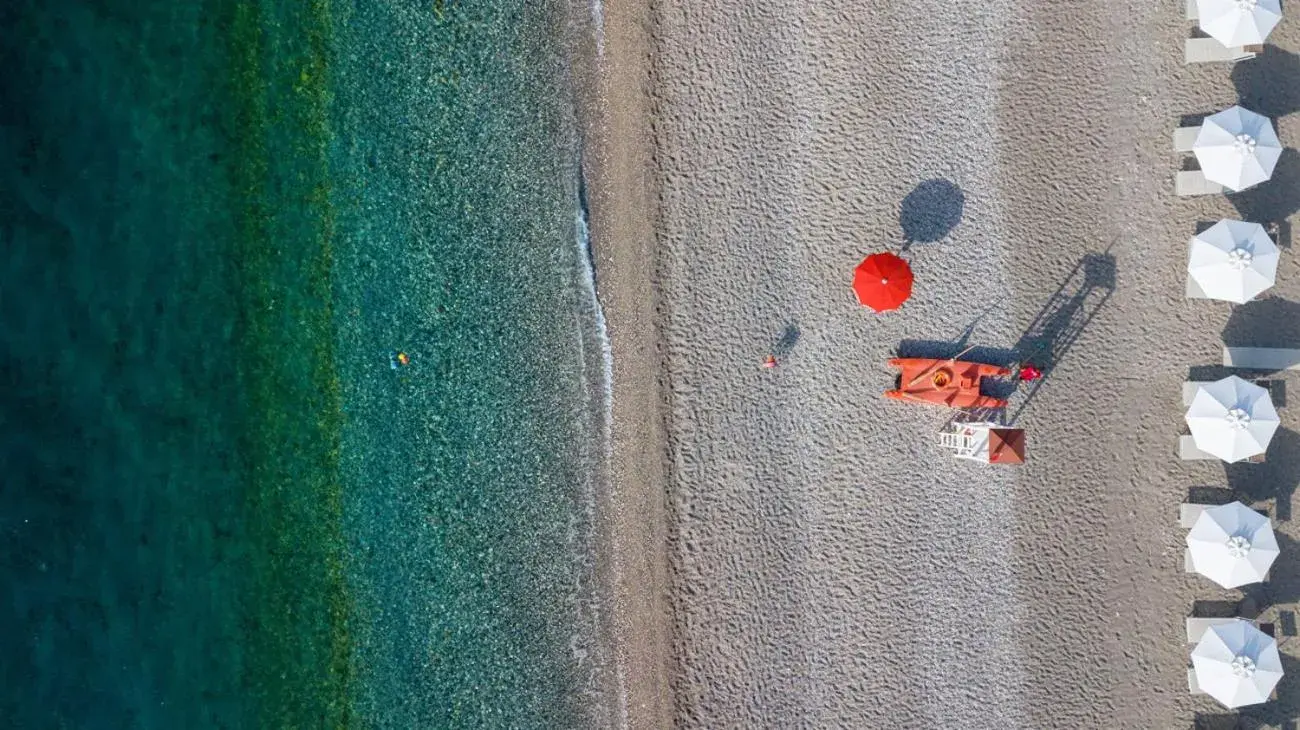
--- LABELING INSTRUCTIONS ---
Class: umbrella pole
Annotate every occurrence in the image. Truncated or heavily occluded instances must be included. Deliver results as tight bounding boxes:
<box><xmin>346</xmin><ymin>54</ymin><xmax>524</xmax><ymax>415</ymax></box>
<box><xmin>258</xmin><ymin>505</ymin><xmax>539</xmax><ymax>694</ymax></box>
<box><xmin>947</xmin><ymin>344</ymin><xmax>977</xmax><ymax>364</ymax></box>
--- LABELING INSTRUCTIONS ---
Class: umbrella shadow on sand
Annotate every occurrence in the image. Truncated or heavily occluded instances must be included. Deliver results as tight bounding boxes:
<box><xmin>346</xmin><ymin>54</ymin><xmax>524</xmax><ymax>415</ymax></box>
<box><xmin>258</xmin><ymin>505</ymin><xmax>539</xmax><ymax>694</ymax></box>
<box><xmin>895</xmin><ymin>251</ymin><xmax>1116</xmax><ymax>424</ymax></box>
<box><xmin>1195</xmin><ymin>710</ymin><xmax>1293</xmax><ymax>730</ymax></box>
<box><xmin>1221</xmin><ymin>427</ymin><xmax>1300</xmax><ymax>522</ymax></box>
<box><xmin>1228</xmin><ymin>530</ymin><xmax>1300</xmax><ymax>620</ymax></box>
<box><xmin>1232</xmin><ymin>45</ymin><xmax>1300</xmax><ymax>120</ymax></box>
<box><xmin>1222</xmin><ymin>297</ymin><xmax>1300</xmax><ymax>349</ymax></box>
<box><xmin>899</xmin><ymin>179</ymin><xmax>965</xmax><ymax>251</ymax></box>
<box><xmin>1190</xmin><ymin>714</ymin><xmax>1260</xmax><ymax>730</ymax></box>
<box><xmin>1227</xmin><ymin>148</ymin><xmax>1300</xmax><ymax>225</ymax></box>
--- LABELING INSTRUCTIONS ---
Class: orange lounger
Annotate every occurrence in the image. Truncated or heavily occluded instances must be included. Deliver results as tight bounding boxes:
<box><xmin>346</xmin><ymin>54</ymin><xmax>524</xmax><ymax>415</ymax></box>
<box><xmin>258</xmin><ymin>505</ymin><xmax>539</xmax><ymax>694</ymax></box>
<box><xmin>884</xmin><ymin>358</ymin><xmax>1011</xmax><ymax>410</ymax></box>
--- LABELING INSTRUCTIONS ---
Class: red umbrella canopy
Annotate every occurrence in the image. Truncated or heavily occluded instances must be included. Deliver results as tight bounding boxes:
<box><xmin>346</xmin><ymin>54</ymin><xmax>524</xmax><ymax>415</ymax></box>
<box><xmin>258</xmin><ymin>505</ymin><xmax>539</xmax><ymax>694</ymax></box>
<box><xmin>853</xmin><ymin>252</ymin><xmax>913</xmax><ymax>312</ymax></box>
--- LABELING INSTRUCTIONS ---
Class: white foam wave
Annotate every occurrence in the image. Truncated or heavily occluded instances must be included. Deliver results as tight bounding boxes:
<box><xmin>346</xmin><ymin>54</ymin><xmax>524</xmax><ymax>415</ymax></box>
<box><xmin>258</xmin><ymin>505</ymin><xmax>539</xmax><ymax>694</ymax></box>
<box><xmin>569</xmin><ymin>193</ymin><xmax>624</xmax><ymax>729</ymax></box>
<box><xmin>589</xmin><ymin>0</ymin><xmax>605</xmax><ymax>57</ymax></box>
<box><xmin>573</xmin><ymin>207</ymin><xmax>615</xmax><ymax>462</ymax></box>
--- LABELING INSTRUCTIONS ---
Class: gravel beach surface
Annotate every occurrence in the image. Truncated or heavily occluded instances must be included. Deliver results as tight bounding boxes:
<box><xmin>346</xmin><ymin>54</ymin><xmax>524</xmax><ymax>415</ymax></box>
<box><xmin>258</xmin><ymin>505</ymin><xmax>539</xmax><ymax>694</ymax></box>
<box><xmin>586</xmin><ymin>0</ymin><xmax>1300</xmax><ymax>727</ymax></box>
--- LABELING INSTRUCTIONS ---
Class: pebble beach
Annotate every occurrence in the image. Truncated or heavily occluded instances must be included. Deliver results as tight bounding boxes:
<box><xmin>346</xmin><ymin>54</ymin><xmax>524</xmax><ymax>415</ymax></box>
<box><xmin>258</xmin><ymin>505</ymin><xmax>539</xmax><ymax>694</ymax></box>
<box><xmin>585</xmin><ymin>0</ymin><xmax>1300</xmax><ymax>727</ymax></box>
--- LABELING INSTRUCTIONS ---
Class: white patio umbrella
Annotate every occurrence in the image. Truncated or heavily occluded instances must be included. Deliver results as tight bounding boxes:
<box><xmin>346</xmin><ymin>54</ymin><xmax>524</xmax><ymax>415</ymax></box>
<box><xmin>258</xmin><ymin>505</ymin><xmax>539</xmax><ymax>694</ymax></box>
<box><xmin>1186</xmin><ymin>501</ymin><xmax>1279</xmax><ymax>588</ymax></box>
<box><xmin>1193</xmin><ymin>106</ymin><xmax>1283</xmax><ymax>192</ymax></box>
<box><xmin>1187</xmin><ymin>219</ymin><xmax>1279</xmax><ymax>303</ymax></box>
<box><xmin>1185</xmin><ymin>376</ymin><xmax>1280</xmax><ymax>463</ymax></box>
<box><xmin>1197</xmin><ymin>0</ymin><xmax>1283</xmax><ymax>48</ymax></box>
<box><xmin>1191</xmin><ymin>619</ymin><xmax>1284</xmax><ymax>708</ymax></box>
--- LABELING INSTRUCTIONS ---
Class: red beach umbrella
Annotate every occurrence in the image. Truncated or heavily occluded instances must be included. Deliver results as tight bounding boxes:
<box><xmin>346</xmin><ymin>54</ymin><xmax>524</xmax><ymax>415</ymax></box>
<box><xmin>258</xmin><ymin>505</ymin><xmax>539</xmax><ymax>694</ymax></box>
<box><xmin>853</xmin><ymin>253</ymin><xmax>913</xmax><ymax>312</ymax></box>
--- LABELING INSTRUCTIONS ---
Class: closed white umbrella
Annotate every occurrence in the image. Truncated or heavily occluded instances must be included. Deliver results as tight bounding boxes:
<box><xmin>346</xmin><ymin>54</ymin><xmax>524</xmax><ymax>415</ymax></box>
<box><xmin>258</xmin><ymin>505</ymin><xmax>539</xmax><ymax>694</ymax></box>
<box><xmin>1194</xmin><ymin>106</ymin><xmax>1282</xmax><ymax>192</ymax></box>
<box><xmin>1185</xmin><ymin>376</ymin><xmax>1280</xmax><ymax>462</ymax></box>
<box><xmin>1188</xmin><ymin>219</ymin><xmax>1279</xmax><ymax>303</ymax></box>
<box><xmin>1186</xmin><ymin>501</ymin><xmax>1279</xmax><ymax>588</ymax></box>
<box><xmin>1197</xmin><ymin>0</ymin><xmax>1283</xmax><ymax>47</ymax></box>
<box><xmin>1191</xmin><ymin>619</ymin><xmax>1283</xmax><ymax>708</ymax></box>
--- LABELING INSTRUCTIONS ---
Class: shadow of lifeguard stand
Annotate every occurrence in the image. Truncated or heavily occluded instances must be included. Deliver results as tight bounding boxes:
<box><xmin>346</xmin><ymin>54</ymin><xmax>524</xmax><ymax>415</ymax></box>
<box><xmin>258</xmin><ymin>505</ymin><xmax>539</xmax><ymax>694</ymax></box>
<box><xmin>903</xmin><ymin>250</ymin><xmax>1116</xmax><ymax>428</ymax></box>
<box><xmin>1003</xmin><ymin>251</ymin><xmax>1116</xmax><ymax>425</ymax></box>
<box><xmin>896</xmin><ymin>249</ymin><xmax>1116</xmax><ymax>462</ymax></box>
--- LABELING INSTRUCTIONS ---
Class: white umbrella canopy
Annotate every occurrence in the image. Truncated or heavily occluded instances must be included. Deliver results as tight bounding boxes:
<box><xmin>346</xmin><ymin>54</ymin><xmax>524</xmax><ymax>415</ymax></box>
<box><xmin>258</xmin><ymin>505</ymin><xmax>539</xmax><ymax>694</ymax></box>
<box><xmin>1188</xmin><ymin>219</ymin><xmax>1279</xmax><ymax>303</ymax></box>
<box><xmin>1186</xmin><ymin>501</ymin><xmax>1279</xmax><ymax>588</ymax></box>
<box><xmin>1185</xmin><ymin>376</ymin><xmax>1280</xmax><ymax>463</ymax></box>
<box><xmin>1191</xmin><ymin>619</ymin><xmax>1284</xmax><ymax>708</ymax></box>
<box><xmin>1197</xmin><ymin>0</ymin><xmax>1283</xmax><ymax>47</ymax></box>
<box><xmin>1194</xmin><ymin>106</ymin><xmax>1283</xmax><ymax>192</ymax></box>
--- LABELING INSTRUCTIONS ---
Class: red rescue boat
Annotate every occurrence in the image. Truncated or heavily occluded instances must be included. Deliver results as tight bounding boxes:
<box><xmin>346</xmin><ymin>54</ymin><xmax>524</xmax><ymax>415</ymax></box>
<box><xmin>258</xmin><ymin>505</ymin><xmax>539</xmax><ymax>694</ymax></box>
<box><xmin>884</xmin><ymin>358</ymin><xmax>1012</xmax><ymax>410</ymax></box>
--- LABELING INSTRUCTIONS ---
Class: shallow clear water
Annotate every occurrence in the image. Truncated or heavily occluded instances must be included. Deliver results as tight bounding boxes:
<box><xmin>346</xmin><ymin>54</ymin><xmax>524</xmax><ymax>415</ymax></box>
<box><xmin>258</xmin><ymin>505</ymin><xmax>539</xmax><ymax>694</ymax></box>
<box><xmin>329</xmin><ymin>2</ymin><xmax>608</xmax><ymax>727</ymax></box>
<box><xmin>0</xmin><ymin>1</ymin><xmax>606</xmax><ymax>727</ymax></box>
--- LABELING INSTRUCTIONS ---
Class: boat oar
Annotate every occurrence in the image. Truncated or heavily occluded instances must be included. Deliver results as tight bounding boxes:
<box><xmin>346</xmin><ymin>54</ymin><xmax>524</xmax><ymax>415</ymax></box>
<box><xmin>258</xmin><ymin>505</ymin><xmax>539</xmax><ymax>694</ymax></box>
<box><xmin>903</xmin><ymin>344</ymin><xmax>978</xmax><ymax>389</ymax></box>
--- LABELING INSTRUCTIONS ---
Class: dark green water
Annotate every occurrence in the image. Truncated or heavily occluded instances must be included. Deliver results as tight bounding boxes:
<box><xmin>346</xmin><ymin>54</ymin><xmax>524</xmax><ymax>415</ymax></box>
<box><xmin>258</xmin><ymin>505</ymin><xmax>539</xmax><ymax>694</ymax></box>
<box><xmin>0</xmin><ymin>1</ymin><xmax>609</xmax><ymax>727</ymax></box>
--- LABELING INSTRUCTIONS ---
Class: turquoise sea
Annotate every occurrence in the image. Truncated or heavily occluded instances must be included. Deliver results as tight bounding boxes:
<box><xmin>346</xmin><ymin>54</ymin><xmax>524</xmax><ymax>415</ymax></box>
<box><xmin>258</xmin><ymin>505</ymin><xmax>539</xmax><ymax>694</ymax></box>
<box><xmin>0</xmin><ymin>1</ymin><xmax>610</xmax><ymax>727</ymax></box>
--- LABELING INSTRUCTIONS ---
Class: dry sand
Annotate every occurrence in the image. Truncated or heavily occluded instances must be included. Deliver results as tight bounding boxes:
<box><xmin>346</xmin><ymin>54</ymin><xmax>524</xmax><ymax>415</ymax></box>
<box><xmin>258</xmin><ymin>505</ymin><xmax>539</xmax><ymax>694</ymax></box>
<box><xmin>582</xmin><ymin>0</ymin><xmax>1300</xmax><ymax>727</ymax></box>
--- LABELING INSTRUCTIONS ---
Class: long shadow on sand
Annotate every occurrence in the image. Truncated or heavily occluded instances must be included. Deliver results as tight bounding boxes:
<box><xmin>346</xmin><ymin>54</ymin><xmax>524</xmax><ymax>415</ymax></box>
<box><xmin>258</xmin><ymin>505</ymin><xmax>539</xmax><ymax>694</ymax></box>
<box><xmin>1228</xmin><ymin>149</ymin><xmax>1300</xmax><ymax>225</ymax></box>
<box><xmin>899</xmin><ymin>179</ymin><xmax>964</xmax><ymax>251</ymax></box>
<box><xmin>1232</xmin><ymin>46</ymin><xmax>1300</xmax><ymax>120</ymax></box>
<box><xmin>896</xmin><ymin>307</ymin><xmax>1016</xmax><ymax>369</ymax></box>
<box><xmin>1000</xmin><ymin>251</ymin><xmax>1116</xmax><ymax>424</ymax></box>
<box><xmin>896</xmin><ymin>251</ymin><xmax>1116</xmax><ymax>424</ymax></box>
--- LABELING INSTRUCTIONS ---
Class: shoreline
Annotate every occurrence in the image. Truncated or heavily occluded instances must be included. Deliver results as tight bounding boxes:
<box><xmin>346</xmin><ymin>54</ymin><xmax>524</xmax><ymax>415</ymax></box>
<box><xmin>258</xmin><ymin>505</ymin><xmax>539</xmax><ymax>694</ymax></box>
<box><xmin>324</xmin><ymin>2</ymin><xmax>628</xmax><ymax>725</ymax></box>
<box><xmin>568</xmin><ymin>0</ymin><xmax>676</xmax><ymax>727</ymax></box>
